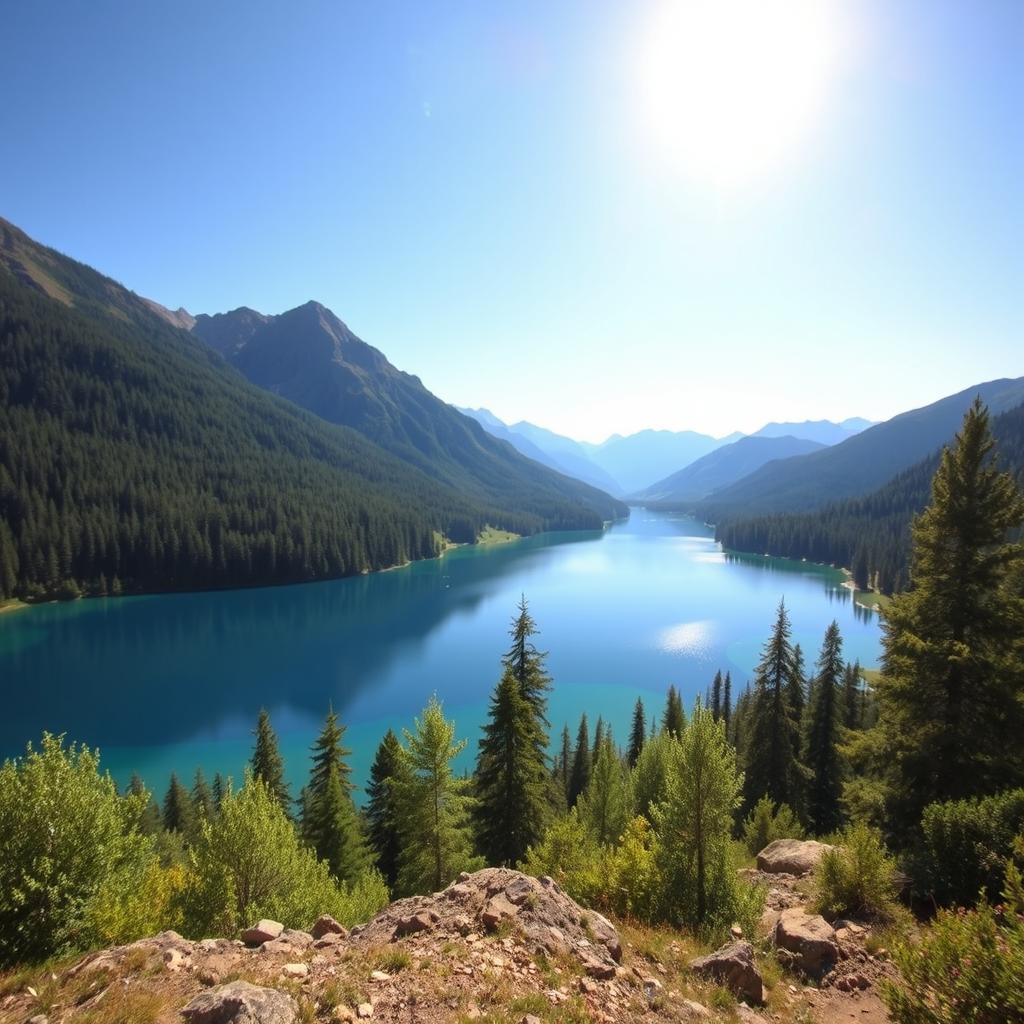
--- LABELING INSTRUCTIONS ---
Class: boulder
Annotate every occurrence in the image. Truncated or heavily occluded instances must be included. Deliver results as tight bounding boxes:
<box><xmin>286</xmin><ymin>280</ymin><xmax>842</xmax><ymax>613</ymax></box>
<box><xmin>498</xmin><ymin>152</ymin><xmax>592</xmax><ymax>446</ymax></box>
<box><xmin>311</xmin><ymin>915</ymin><xmax>348</xmax><ymax>940</ymax></box>
<box><xmin>481</xmin><ymin>894</ymin><xmax>518</xmax><ymax>931</ymax></box>
<box><xmin>241</xmin><ymin>920</ymin><xmax>284</xmax><ymax>946</ymax></box>
<box><xmin>279</xmin><ymin>929</ymin><xmax>312</xmax><ymax>949</ymax></box>
<box><xmin>773</xmin><ymin>908</ymin><xmax>839</xmax><ymax>976</ymax></box>
<box><xmin>181</xmin><ymin>980</ymin><xmax>297</xmax><ymax>1024</ymax></box>
<box><xmin>689</xmin><ymin>941</ymin><xmax>764</xmax><ymax>1005</ymax></box>
<box><xmin>394</xmin><ymin>912</ymin><xmax>434</xmax><ymax>937</ymax></box>
<box><xmin>756</xmin><ymin>839</ymin><xmax>834</xmax><ymax>876</ymax></box>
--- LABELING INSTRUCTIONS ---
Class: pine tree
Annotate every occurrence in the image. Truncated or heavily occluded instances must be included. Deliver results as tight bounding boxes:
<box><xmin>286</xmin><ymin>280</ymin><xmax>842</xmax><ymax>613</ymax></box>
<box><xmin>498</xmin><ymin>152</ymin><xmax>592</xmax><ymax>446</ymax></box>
<box><xmin>396</xmin><ymin>696</ymin><xmax>481</xmax><ymax>895</ymax></box>
<box><xmin>662</xmin><ymin>685</ymin><xmax>686</xmax><ymax>738</ymax></box>
<box><xmin>722</xmin><ymin>672</ymin><xmax>732</xmax><ymax>732</ymax></box>
<box><xmin>474</xmin><ymin>667</ymin><xmax>549</xmax><ymax>865</ymax></box>
<box><xmin>503</xmin><ymin>595</ymin><xmax>552</xmax><ymax>724</ymax></box>
<box><xmin>163</xmin><ymin>772</ymin><xmax>194</xmax><ymax>834</ymax></box>
<box><xmin>790</xmin><ymin>643</ymin><xmax>807</xmax><ymax>724</ymax></box>
<box><xmin>841</xmin><ymin>661</ymin><xmax>862</xmax><ymax>730</ymax></box>
<box><xmin>128</xmin><ymin>774</ymin><xmax>162</xmax><ymax>835</ymax></box>
<box><xmin>250</xmin><ymin>709</ymin><xmax>290</xmax><ymax>814</ymax></box>
<box><xmin>302</xmin><ymin>707</ymin><xmax>369</xmax><ymax>884</ymax></box>
<box><xmin>578</xmin><ymin>736</ymin><xmax>630</xmax><ymax>845</ymax></box>
<box><xmin>591</xmin><ymin>717</ymin><xmax>605</xmax><ymax>762</ymax></box>
<box><xmin>744</xmin><ymin>600</ymin><xmax>806</xmax><ymax>813</ymax></box>
<box><xmin>191</xmin><ymin>768</ymin><xmax>215</xmax><ymax>821</ymax></box>
<box><xmin>803</xmin><ymin>621</ymin><xmax>845</xmax><ymax>835</ymax></box>
<box><xmin>212</xmin><ymin>772</ymin><xmax>226</xmax><ymax>810</ymax></box>
<box><xmin>559</xmin><ymin>724</ymin><xmax>572</xmax><ymax>800</ymax></box>
<box><xmin>627</xmin><ymin>698</ymin><xmax>646</xmax><ymax>767</ymax></box>
<box><xmin>847</xmin><ymin>400</ymin><xmax>1024</xmax><ymax>842</ymax></box>
<box><xmin>711</xmin><ymin>671</ymin><xmax>723</xmax><ymax>721</ymax></box>
<box><xmin>567</xmin><ymin>714</ymin><xmax>591</xmax><ymax>808</ymax></box>
<box><xmin>366</xmin><ymin>729</ymin><xmax>407</xmax><ymax>889</ymax></box>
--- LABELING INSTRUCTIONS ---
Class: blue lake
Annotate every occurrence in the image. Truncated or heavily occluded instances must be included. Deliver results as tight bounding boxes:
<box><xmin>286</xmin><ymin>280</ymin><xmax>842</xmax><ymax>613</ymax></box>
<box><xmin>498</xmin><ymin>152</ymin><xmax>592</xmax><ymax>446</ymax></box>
<box><xmin>0</xmin><ymin>509</ymin><xmax>880</xmax><ymax>799</ymax></box>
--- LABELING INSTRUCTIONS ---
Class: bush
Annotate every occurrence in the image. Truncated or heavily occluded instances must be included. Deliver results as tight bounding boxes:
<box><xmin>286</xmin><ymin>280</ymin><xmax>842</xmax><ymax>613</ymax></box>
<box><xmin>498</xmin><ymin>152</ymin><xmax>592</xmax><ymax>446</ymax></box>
<box><xmin>603</xmin><ymin>816</ymin><xmax>663</xmax><ymax>921</ymax></box>
<box><xmin>915</xmin><ymin>788</ymin><xmax>1024</xmax><ymax>908</ymax></box>
<box><xmin>179</xmin><ymin>773</ymin><xmax>388</xmax><ymax>936</ymax></box>
<box><xmin>742</xmin><ymin>795</ymin><xmax>805</xmax><ymax>855</ymax></box>
<box><xmin>520</xmin><ymin>810</ymin><xmax>605</xmax><ymax>908</ymax></box>
<box><xmin>883</xmin><ymin>857</ymin><xmax>1024</xmax><ymax>1023</ymax></box>
<box><xmin>813</xmin><ymin>822</ymin><xmax>897</xmax><ymax>920</ymax></box>
<box><xmin>0</xmin><ymin>734</ymin><xmax>156</xmax><ymax>965</ymax></box>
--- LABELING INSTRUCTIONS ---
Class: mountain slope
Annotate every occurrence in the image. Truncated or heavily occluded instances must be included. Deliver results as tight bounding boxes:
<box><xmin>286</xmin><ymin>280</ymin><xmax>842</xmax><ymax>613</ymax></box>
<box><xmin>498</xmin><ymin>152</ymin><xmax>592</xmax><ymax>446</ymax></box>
<box><xmin>716</xmin><ymin>401</ymin><xmax>1024</xmax><ymax>593</ymax></box>
<box><xmin>699</xmin><ymin>378</ymin><xmax>1024</xmax><ymax>519</ymax></box>
<box><xmin>585</xmin><ymin>429</ymin><xmax>731</xmax><ymax>495</ymax></box>
<box><xmin>191</xmin><ymin>305</ymin><xmax>626</xmax><ymax>522</ymax></box>
<box><xmin>0</xmin><ymin>217</ymin><xmax>620</xmax><ymax>601</ymax></box>
<box><xmin>635</xmin><ymin>435</ymin><xmax>827</xmax><ymax>503</ymax></box>
<box><xmin>752</xmin><ymin>419</ymin><xmax>869</xmax><ymax>446</ymax></box>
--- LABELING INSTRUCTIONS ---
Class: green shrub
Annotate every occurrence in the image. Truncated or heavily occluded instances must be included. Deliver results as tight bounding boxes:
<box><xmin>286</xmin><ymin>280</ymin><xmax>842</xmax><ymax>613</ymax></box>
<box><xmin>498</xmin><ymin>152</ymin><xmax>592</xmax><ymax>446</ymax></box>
<box><xmin>742</xmin><ymin>795</ymin><xmax>805</xmax><ymax>855</ymax></box>
<box><xmin>520</xmin><ymin>809</ymin><xmax>605</xmax><ymax>908</ymax></box>
<box><xmin>883</xmin><ymin>858</ymin><xmax>1024</xmax><ymax>1023</ymax></box>
<box><xmin>604</xmin><ymin>816</ymin><xmax>663</xmax><ymax>921</ymax></box>
<box><xmin>915</xmin><ymin>788</ymin><xmax>1024</xmax><ymax>908</ymax></box>
<box><xmin>0</xmin><ymin>734</ymin><xmax>156</xmax><ymax>965</ymax></box>
<box><xmin>813</xmin><ymin>822</ymin><xmax>897</xmax><ymax>920</ymax></box>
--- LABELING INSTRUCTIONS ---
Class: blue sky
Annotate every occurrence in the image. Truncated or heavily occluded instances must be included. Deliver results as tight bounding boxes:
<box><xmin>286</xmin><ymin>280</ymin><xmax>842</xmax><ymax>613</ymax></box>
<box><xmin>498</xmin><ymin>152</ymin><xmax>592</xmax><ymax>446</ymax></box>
<box><xmin>2</xmin><ymin>1</ymin><xmax>1021</xmax><ymax>440</ymax></box>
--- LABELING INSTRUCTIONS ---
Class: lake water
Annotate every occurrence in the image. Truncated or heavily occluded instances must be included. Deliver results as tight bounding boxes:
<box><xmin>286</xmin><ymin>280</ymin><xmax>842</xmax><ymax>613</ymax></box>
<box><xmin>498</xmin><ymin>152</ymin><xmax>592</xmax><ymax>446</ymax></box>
<box><xmin>0</xmin><ymin>509</ymin><xmax>881</xmax><ymax>799</ymax></box>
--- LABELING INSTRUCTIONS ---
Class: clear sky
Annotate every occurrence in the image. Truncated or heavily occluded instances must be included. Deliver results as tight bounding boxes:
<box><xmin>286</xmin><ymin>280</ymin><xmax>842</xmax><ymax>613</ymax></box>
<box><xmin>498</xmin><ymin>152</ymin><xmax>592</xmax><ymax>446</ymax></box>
<box><xmin>2</xmin><ymin>1</ymin><xmax>1021</xmax><ymax>441</ymax></box>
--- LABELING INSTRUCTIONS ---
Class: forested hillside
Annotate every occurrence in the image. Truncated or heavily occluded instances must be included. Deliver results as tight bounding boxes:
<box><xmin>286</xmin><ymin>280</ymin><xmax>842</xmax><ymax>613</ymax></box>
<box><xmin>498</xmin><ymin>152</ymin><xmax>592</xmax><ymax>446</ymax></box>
<box><xmin>0</xmin><ymin>219</ymin><xmax>622</xmax><ymax>601</ymax></box>
<box><xmin>715</xmin><ymin>401</ymin><xmax>1024</xmax><ymax>592</ymax></box>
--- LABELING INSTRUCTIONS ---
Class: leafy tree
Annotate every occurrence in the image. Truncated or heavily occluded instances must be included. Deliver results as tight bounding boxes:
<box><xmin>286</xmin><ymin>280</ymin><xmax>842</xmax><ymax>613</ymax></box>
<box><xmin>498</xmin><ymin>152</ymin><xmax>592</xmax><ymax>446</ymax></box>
<box><xmin>803</xmin><ymin>621</ymin><xmax>845</xmax><ymax>835</ymax></box>
<box><xmin>365</xmin><ymin>728</ymin><xmax>407</xmax><ymax>889</ymax></box>
<box><xmin>627</xmin><ymin>698</ymin><xmax>646</xmax><ymax>767</ymax></box>
<box><xmin>847</xmin><ymin>401</ymin><xmax>1024</xmax><ymax>843</ymax></box>
<box><xmin>653</xmin><ymin>702</ymin><xmax>754</xmax><ymax>933</ymax></box>
<box><xmin>567</xmin><ymin>713</ymin><xmax>591</xmax><ymax>808</ymax></box>
<box><xmin>250</xmin><ymin>709</ymin><xmax>290</xmax><ymax>814</ymax></box>
<box><xmin>742</xmin><ymin>795</ymin><xmax>804</xmax><ymax>856</ymax></box>
<box><xmin>631</xmin><ymin>730</ymin><xmax>675</xmax><ymax>823</ymax></box>
<box><xmin>301</xmin><ymin>708</ymin><xmax>369</xmax><ymax>884</ymax></box>
<box><xmin>0</xmin><ymin>734</ymin><xmax>155</xmax><ymax>965</ymax></box>
<box><xmin>396</xmin><ymin>696</ymin><xmax>482</xmax><ymax>895</ymax></box>
<box><xmin>744</xmin><ymin>600</ymin><xmax>806</xmax><ymax>814</ymax></box>
<box><xmin>578</xmin><ymin>736</ymin><xmax>631</xmax><ymax>846</ymax></box>
<box><xmin>662</xmin><ymin>685</ymin><xmax>686</xmax><ymax>738</ymax></box>
<box><xmin>163</xmin><ymin>772</ymin><xmax>195</xmax><ymax>836</ymax></box>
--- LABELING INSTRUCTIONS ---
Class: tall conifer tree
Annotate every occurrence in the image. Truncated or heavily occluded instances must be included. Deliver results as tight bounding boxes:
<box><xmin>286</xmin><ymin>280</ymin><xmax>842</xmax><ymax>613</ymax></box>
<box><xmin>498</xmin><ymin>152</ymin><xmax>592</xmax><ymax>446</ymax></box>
<box><xmin>365</xmin><ymin>729</ymin><xmax>407</xmax><ymax>889</ymax></box>
<box><xmin>567</xmin><ymin>714</ymin><xmax>591</xmax><ymax>808</ymax></box>
<box><xmin>803</xmin><ymin>621</ymin><xmax>845</xmax><ymax>835</ymax></box>
<box><xmin>722</xmin><ymin>672</ymin><xmax>732</xmax><ymax>733</ymax></box>
<box><xmin>628</xmin><ymin>698</ymin><xmax>647</xmax><ymax>767</ymax></box>
<box><xmin>711</xmin><ymin>671</ymin><xmax>723</xmax><ymax>721</ymax></box>
<box><xmin>663</xmin><ymin>686</ymin><xmax>686</xmax><ymax>737</ymax></box>
<box><xmin>250</xmin><ymin>709</ymin><xmax>290</xmax><ymax>814</ymax></box>
<box><xmin>163</xmin><ymin>772</ymin><xmax>194</xmax><ymax>835</ymax></box>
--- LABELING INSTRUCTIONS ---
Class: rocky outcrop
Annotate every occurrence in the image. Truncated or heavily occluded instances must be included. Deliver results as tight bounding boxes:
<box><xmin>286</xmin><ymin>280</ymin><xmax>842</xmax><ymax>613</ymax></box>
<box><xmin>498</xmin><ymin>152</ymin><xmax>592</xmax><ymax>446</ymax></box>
<box><xmin>241</xmin><ymin>920</ymin><xmax>284</xmax><ymax>946</ymax></box>
<box><xmin>181</xmin><ymin>981</ymin><xmax>296</xmax><ymax>1024</ymax></box>
<box><xmin>689</xmin><ymin>940</ymin><xmax>764</xmax><ymax>1004</ymax></box>
<box><xmin>756</xmin><ymin>838</ymin><xmax>834</xmax><ymax>876</ymax></box>
<box><xmin>351</xmin><ymin>867</ymin><xmax>622</xmax><ymax>975</ymax></box>
<box><xmin>773</xmin><ymin>908</ymin><xmax>839</xmax><ymax>975</ymax></box>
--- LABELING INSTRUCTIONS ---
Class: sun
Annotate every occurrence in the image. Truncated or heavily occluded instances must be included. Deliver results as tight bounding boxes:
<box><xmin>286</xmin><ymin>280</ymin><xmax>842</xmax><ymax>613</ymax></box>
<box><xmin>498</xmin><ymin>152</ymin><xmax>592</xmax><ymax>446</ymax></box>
<box><xmin>635</xmin><ymin>0</ymin><xmax>848</xmax><ymax>189</ymax></box>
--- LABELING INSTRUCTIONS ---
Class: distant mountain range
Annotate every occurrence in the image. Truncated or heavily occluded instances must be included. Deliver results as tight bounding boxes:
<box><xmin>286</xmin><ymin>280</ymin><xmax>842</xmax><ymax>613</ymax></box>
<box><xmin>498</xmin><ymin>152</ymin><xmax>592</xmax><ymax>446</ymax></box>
<box><xmin>0</xmin><ymin>216</ymin><xmax>624</xmax><ymax>601</ymax></box>
<box><xmin>461</xmin><ymin>410</ymin><xmax>872</xmax><ymax>497</ymax></box>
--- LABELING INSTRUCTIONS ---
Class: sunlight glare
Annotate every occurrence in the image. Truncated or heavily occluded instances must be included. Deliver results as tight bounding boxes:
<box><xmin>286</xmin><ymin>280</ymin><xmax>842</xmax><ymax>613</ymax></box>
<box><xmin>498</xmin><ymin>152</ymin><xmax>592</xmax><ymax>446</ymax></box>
<box><xmin>636</xmin><ymin>0</ymin><xmax>847</xmax><ymax>189</ymax></box>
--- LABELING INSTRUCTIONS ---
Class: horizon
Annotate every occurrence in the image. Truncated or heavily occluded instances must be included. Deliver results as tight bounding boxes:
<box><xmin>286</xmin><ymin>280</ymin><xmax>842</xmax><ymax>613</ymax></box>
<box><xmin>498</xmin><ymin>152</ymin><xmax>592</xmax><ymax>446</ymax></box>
<box><xmin>3</xmin><ymin>1</ymin><xmax>1022</xmax><ymax>438</ymax></box>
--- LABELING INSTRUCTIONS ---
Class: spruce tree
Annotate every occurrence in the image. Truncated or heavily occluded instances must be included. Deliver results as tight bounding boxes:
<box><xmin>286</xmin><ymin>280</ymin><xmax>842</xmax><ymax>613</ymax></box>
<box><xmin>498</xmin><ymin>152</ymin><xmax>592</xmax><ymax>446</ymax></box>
<box><xmin>503</xmin><ymin>595</ymin><xmax>552</xmax><ymax>724</ymax></box>
<box><xmin>567</xmin><ymin>714</ymin><xmax>591</xmax><ymax>808</ymax></box>
<box><xmin>790</xmin><ymin>643</ymin><xmax>807</xmax><ymax>724</ymax></box>
<box><xmin>842</xmin><ymin>661</ymin><xmax>862</xmax><ymax>730</ymax></box>
<box><xmin>163</xmin><ymin>772</ymin><xmax>194</xmax><ymax>835</ymax></box>
<box><xmin>250</xmin><ymin>709</ymin><xmax>290</xmax><ymax>814</ymax></box>
<box><xmin>212</xmin><ymin>772</ymin><xmax>226</xmax><ymax>810</ymax></box>
<box><xmin>128</xmin><ymin>774</ymin><xmax>163</xmax><ymax>835</ymax></box>
<box><xmin>191</xmin><ymin>768</ymin><xmax>215</xmax><ymax>821</ymax></box>
<box><xmin>365</xmin><ymin>729</ymin><xmax>407</xmax><ymax>889</ymax></box>
<box><xmin>847</xmin><ymin>400</ymin><xmax>1024</xmax><ymax>842</ymax></box>
<box><xmin>592</xmin><ymin>716</ymin><xmax>605</xmax><ymax>761</ymax></box>
<box><xmin>744</xmin><ymin>600</ymin><xmax>806</xmax><ymax>813</ymax></box>
<box><xmin>803</xmin><ymin>621</ymin><xmax>845</xmax><ymax>835</ymax></box>
<box><xmin>302</xmin><ymin>707</ymin><xmax>369</xmax><ymax>884</ymax></box>
<box><xmin>662</xmin><ymin>685</ymin><xmax>686</xmax><ymax>737</ymax></box>
<box><xmin>395</xmin><ymin>696</ymin><xmax>481</xmax><ymax>895</ymax></box>
<box><xmin>722</xmin><ymin>672</ymin><xmax>732</xmax><ymax>733</ymax></box>
<box><xmin>711</xmin><ymin>671</ymin><xmax>723</xmax><ymax>721</ymax></box>
<box><xmin>578</xmin><ymin>736</ymin><xmax>630</xmax><ymax>845</ymax></box>
<box><xmin>628</xmin><ymin>698</ymin><xmax>647</xmax><ymax>767</ymax></box>
<box><xmin>559</xmin><ymin>724</ymin><xmax>572</xmax><ymax>800</ymax></box>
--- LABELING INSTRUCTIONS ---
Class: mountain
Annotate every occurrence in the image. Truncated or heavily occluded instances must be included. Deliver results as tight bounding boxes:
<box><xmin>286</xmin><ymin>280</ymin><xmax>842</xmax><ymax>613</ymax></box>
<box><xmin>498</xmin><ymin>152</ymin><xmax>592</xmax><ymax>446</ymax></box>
<box><xmin>190</xmin><ymin>305</ymin><xmax>625</xmax><ymax>523</ymax></box>
<box><xmin>634</xmin><ymin>435</ymin><xmax>827</xmax><ymax>503</ymax></box>
<box><xmin>751</xmin><ymin>419</ymin><xmax>871</xmax><ymax>446</ymax></box>
<box><xmin>698</xmin><ymin>378</ymin><xmax>1024</xmax><ymax>519</ymax></box>
<box><xmin>716</xmin><ymin>400</ymin><xmax>1024</xmax><ymax>593</ymax></box>
<box><xmin>457</xmin><ymin>408</ymin><xmax>622</xmax><ymax>495</ymax></box>
<box><xmin>0</xmin><ymin>216</ymin><xmax>622</xmax><ymax>601</ymax></box>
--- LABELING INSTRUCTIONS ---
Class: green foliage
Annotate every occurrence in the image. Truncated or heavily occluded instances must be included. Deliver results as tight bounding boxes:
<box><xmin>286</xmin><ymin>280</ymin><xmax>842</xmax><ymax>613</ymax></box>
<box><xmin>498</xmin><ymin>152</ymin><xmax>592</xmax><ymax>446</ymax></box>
<box><xmin>654</xmin><ymin>702</ymin><xmax>756</xmax><ymax>935</ymax></box>
<box><xmin>567</xmin><ymin>713</ymin><xmax>591</xmax><ymax>809</ymax></box>
<box><xmin>162</xmin><ymin>772</ymin><xmax>195</xmax><ymax>836</ymax></box>
<box><xmin>883</xmin><ymin>859</ymin><xmax>1024</xmax><ymax>1024</ymax></box>
<box><xmin>179</xmin><ymin>773</ymin><xmax>387</xmax><ymax>935</ymax></box>
<box><xmin>603</xmin><ymin>816</ymin><xmax>663</xmax><ymax>921</ymax></box>
<box><xmin>631</xmin><ymin>730</ymin><xmax>675</xmax><ymax>823</ymax></box>
<box><xmin>914</xmin><ymin>788</ymin><xmax>1024</xmax><ymax>908</ymax></box>
<box><xmin>742</xmin><ymin>796</ymin><xmax>805</xmax><ymax>856</ymax></box>
<box><xmin>519</xmin><ymin>810</ymin><xmax>604</xmax><ymax>909</ymax></box>
<box><xmin>662</xmin><ymin>685</ymin><xmax>686</xmax><ymax>738</ymax></box>
<box><xmin>627</xmin><ymin>698</ymin><xmax>646</xmax><ymax>768</ymax></box>
<box><xmin>0</xmin><ymin>734</ymin><xmax>155</xmax><ymax>965</ymax></box>
<box><xmin>812</xmin><ymin>823</ymin><xmax>898</xmax><ymax>921</ymax></box>
<box><xmin>803</xmin><ymin>621</ymin><xmax>845</xmax><ymax>835</ymax></box>
<box><xmin>250</xmin><ymin>710</ymin><xmax>290</xmax><ymax>815</ymax></box>
<box><xmin>365</xmin><ymin>729</ymin><xmax>407</xmax><ymax>889</ymax></box>
<box><xmin>847</xmin><ymin>401</ymin><xmax>1024</xmax><ymax>846</ymax></box>
<box><xmin>395</xmin><ymin>696</ymin><xmax>482</xmax><ymax>896</ymax></box>
<box><xmin>577</xmin><ymin>737</ymin><xmax>631</xmax><ymax>846</ymax></box>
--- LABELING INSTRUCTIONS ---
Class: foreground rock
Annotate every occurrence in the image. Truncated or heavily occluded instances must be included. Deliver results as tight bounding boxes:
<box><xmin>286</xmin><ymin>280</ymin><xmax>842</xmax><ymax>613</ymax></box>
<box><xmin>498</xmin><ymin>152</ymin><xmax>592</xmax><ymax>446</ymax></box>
<box><xmin>773</xmin><ymin>908</ymin><xmax>839</xmax><ymax>976</ymax></box>
<box><xmin>182</xmin><ymin>981</ymin><xmax>296</xmax><ymax>1024</ymax></box>
<box><xmin>352</xmin><ymin>867</ymin><xmax>622</xmax><ymax>975</ymax></box>
<box><xmin>689</xmin><ymin>940</ymin><xmax>764</xmax><ymax>1005</ymax></box>
<box><xmin>241</xmin><ymin>920</ymin><xmax>284</xmax><ymax>946</ymax></box>
<box><xmin>756</xmin><ymin>838</ymin><xmax>834</xmax><ymax>876</ymax></box>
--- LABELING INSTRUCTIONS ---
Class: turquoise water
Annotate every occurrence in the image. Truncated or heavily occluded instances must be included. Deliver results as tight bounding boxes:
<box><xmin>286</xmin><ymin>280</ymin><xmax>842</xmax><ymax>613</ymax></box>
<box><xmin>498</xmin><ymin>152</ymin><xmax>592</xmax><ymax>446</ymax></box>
<box><xmin>0</xmin><ymin>509</ymin><xmax>880</xmax><ymax>799</ymax></box>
